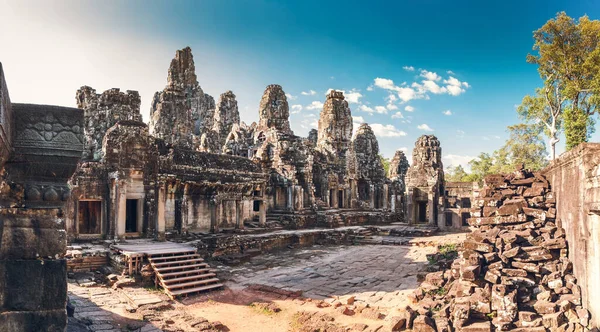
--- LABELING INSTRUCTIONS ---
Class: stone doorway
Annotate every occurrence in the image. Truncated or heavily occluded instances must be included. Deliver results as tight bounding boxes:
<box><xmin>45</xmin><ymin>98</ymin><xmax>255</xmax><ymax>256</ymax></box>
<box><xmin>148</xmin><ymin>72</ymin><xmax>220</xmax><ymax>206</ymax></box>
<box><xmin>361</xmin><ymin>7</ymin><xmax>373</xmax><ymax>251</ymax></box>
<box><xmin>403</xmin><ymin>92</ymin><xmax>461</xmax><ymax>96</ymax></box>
<box><xmin>125</xmin><ymin>199</ymin><xmax>139</xmax><ymax>233</ymax></box>
<box><xmin>78</xmin><ymin>200</ymin><xmax>102</xmax><ymax>234</ymax></box>
<box><xmin>417</xmin><ymin>201</ymin><xmax>427</xmax><ymax>223</ymax></box>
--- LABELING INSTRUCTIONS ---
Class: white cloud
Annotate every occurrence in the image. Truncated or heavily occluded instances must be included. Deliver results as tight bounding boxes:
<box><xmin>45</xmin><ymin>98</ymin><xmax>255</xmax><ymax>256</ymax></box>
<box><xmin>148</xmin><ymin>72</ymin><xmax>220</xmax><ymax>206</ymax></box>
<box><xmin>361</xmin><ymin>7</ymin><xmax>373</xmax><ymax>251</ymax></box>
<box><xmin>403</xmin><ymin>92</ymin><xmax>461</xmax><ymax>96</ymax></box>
<box><xmin>358</xmin><ymin>105</ymin><xmax>374</xmax><ymax>113</ymax></box>
<box><xmin>494</xmin><ymin>135</ymin><xmax>501</xmax><ymax>139</ymax></box>
<box><xmin>398</xmin><ymin>147</ymin><xmax>408</xmax><ymax>153</ymax></box>
<box><xmin>391</xmin><ymin>111</ymin><xmax>403</xmax><ymax>119</ymax></box>
<box><xmin>420</xmin><ymin>70</ymin><xmax>441</xmax><ymax>81</ymax></box>
<box><xmin>447</xmin><ymin>70</ymin><xmax>455</xmax><ymax>75</ymax></box>
<box><xmin>443</xmin><ymin>76</ymin><xmax>469</xmax><ymax>96</ymax></box>
<box><xmin>482</xmin><ymin>136</ymin><xmax>490</xmax><ymax>140</ymax></box>
<box><xmin>404</xmin><ymin>105</ymin><xmax>415</xmax><ymax>112</ymax></box>
<box><xmin>366</xmin><ymin>85</ymin><xmax>374</xmax><ymax>91</ymax></box>
<box><xmin>370</xmin><ymin>124</ymin><xmax>407</xmax><ymax>137</ymax></box>
<box><xmin>291</xmin><ymin>104</ymin><xmax>303</xmax><ymax>114</ymax></box>
<box><xmin>301</xmin><ymin>90</ymin><xmax>317</xmax><ymax>96</ymax></box>
<box><xmin>456</xmin><ymin>130</ymin><xmax>465</xmax><ymax>137</ymax></box>
<box><xmin>343</xmin><ymin>90</ymin><xmax>362</xmax><ymax>104</ymax></box>
<box><xmin>286</xmin><ymin>93</ymin><xmax>297</xmax><ymax>101</ymax></box>
<box><xmin>374</xmin><ymin>77</ymin><xmax>397</xmax><ymax>90</ymax></box>
<box><xmin>403</xmin><ymin>66</ymin><xmax>415</xmax><ymax>71</ymax></box>
<box><xmin>386</xmin><ymin>104</ymin><xmax>399</xmax><ymax>111</ymax></box>
<box><xmin>352</xmin><ymin>116</ymin><xmax>365</xmax><ymax>123</ymax></box>
<box><xmin>417</xmin><ymin>123</ymin><xmax>434</xmax><ymax>131</ymax></box>
<box><xmin>325</xmin><ymin>88</ymin><xmax>362</xmax><ymax>103</ymax></box>
<box><xmin>374</xmin><ymin>106</ymin><xmax>387</xmax><ymax>114</ymax></box>
<box><xmin>397</xmin><ymin>87</ymin><xmax>418</xmax><ymax>102</ymax></box>
<box><xmin>305</xmin><ymin>101</ymin><xmax>324</xmax><ymax>110</ymax></box>
<box><xmin>422</xmin><ymin>80</ymin><xmax>447</xmax><ymax>94</ymax></box>
<box><xmin>443</xmin><ymin>110</ymin><xmax>452</xmax><ymax>115</ymax></box>
<box><xmin>443</xmin><ymin>154</ymin><xmax>476</xmax><ymax>170</ymax></box>
<box><xmin>386</xmin><ymin>94</ymin><xmax>397</xmax><ymax>102</ymax></box>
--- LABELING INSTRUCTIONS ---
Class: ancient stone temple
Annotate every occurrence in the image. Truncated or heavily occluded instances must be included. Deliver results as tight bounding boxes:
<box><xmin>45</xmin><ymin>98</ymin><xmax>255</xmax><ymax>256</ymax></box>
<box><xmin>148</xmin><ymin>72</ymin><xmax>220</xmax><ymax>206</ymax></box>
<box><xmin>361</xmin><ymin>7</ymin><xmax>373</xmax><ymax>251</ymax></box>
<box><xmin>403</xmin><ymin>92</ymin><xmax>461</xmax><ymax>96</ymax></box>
<box><xmin>0</xmin><ymin>63</ymin><xmax>83</xmax><ymax>330</ymax></box>
<box><xmin>66</xmin><ymin>48</ymin><xmax>268</xmax><ymax>240</ymax></box>
<box><xmin>388</xmin><ymin>149</ymin><xmax>409</xmax><ymax>217</ymax></box>
<box><xmin>63</xmin><ymin>47</ymin><xmax>397</xmax><ymax>241</ymax></box>
<box><xmin>405</xmin><ymin>135</ymin><xmax>445</xmax><ymax>225</ymax></box>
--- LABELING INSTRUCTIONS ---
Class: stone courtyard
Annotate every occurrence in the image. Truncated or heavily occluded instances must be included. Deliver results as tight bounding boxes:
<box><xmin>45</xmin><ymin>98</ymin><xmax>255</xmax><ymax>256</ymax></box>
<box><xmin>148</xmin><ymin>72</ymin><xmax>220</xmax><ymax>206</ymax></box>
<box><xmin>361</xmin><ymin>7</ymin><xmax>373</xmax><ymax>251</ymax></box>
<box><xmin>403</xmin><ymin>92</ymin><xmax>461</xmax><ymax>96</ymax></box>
<box><xmin>66</xmin><ymin>233</ymin><xmax>465</xmax><ymax>332</ymax></box>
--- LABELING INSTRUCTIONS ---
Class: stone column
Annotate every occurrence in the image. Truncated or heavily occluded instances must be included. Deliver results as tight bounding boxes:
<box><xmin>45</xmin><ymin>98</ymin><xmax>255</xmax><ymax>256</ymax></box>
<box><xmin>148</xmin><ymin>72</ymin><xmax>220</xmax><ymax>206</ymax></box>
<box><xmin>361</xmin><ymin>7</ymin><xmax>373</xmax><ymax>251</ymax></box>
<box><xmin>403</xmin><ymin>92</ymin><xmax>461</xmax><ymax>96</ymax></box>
<box><xmin>209</xmin><ymin>197</ymin><xmax>217</xmax><ymax>233</ymax></box>
<box><xmin>0</xmin><ymin>98</ymin><xmax>83</xmax><ymax>331</ymax></box>
<box><xmin>156</xmin><ymin>182</ymin><xmax>166</xmax><ymax>240</ymax></box>
<box><xmin>383</xmin><ymin>185</ymin><xmax>389</xmax><ymax>210</ymax></box>
<box><xmin>287</xmin><ymin>186</ymin><xmax>293</xmax><ymax>211</ymax></box>
<box><xmin>259</xmin><ymin>200</ymin><xmax>266</xmax><ymax>227</ymax></box>
<box><xmin>235</xmin><ymin>200</ymin><xmax>243</xmax><ymax>229</ymax></box>
<box><xmin>370</xmin><ymin>184</ymin><xmax>375</xmax><ymax>208</ymax></box>
<box><xmin>116</xmin><ymin>181</ymin><xmax>127</xmax><ymax>238</ymax></box>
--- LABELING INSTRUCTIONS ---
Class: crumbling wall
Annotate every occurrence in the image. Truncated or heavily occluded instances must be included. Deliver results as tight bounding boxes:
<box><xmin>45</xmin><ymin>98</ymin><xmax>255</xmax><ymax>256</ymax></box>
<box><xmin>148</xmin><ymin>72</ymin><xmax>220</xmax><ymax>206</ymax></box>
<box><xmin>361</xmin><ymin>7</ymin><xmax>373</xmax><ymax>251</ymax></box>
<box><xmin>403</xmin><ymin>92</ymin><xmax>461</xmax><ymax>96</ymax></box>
<box><xmin>76</xmin><ymin>87</ymin><xmax>141</xmax><ymax>160</ymax></box>
<box><xmin>405</xmin><ymin>135</ymin><xmax>445</xmax><ymax>225</ymax></box>
<box><xmin>442</xmin><ymin>181</ymin><xmax>479</xmax><ymax>230</ymax></box>
<box><xmin>0</xmin><ymin>65</ymin><xmax>83</xmax><ymax>332</ymax></box>
<box><xmin>543</xmin><ymin>143</ymin><xmax>600</xmax><ymax>328</ymax></box>
<box><xmin>409</xmin><ymin>168</ymin><xmax>593</xmax><ymax>331</ymax></box>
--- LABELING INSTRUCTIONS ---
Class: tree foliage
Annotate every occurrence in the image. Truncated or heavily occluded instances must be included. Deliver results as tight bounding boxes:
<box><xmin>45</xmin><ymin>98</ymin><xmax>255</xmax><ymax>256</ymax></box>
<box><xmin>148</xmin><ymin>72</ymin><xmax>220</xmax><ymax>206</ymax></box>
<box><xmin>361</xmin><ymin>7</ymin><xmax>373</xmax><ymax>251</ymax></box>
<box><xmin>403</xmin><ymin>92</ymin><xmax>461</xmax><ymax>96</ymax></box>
<box><xmin>454</xmin><ymin>124</ymin><xmax>549</xmax><ymax>184</ymax></box>
<box><xmin>526</xmin><ymin>12</ymin><xmax>600</xmax><ymax>151</ymax></box>
<box><xmin>379</xmin><ymin>154</ymin><xmax>390</xmax><ymax>176</ymax></box>
<box><xmin>445</xmin><ymin>165</ymin><xmax>469</xmax><ymax>182</ymax></box>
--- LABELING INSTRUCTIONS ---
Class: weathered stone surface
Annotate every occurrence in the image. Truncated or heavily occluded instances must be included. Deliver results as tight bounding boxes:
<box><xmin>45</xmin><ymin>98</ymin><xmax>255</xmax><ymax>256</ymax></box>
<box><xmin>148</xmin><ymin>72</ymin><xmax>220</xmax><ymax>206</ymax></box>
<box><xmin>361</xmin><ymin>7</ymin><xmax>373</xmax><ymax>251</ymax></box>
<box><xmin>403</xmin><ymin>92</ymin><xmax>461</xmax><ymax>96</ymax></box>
<box><xmin>211</xmin><ymin>90</ymin><xmax>239</xmax><ymax>147</ymax></box>
<box><xmin>257</xmin><ymin>84</ymin><xmax>292</xmax><ymax>135</ymax></box>
<box><xmin>316</xmin><ymin>90</ymin><xmax>351</xmax><ymax>157</ymax></box>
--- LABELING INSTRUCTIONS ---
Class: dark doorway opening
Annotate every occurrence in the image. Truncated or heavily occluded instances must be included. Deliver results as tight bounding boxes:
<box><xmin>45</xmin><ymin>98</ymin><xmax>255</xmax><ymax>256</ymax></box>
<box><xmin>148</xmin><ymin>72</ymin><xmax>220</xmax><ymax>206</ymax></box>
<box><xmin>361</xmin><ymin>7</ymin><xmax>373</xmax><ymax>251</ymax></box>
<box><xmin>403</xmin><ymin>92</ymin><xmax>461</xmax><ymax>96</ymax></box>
<box><xmin>418</xmin><ymin>201</ymin><xmax>427</xmax><ymax>223</ymax></box>
<box><xmin>174</xmin><ymin>199</ymin><xmax>182</xmax><ymax>231</ymax></box>
<box><xmin>461</xmin><ymin>212</ymin><xmax>470</xmax><ymax>226</ymax></box>
<box><xmin>329</xmin><ymin>189</ymin><xmax>335</xmax><ymax>207</ymax></box>
<box><xmin>78</xmin><ymin>201</ymin><xmax>102</xmax><ymax>234</ymax></box>
<box><xmin>445</xmin><ymin>212</ymin><xmax>453</xmax><ymax>227</ymax></box>
<box><xmin>338</xmin><ymin>190</ymin><xmax>343</xmax><ymax>208</ymax></box>
<box><xmin>125</xmin><ymin>199</ymin><xmax>138</xmax><ymax>233</ymax></box>
<box><xmin>253</xmin><ymin>200</ymin><xmax>260</xmax><ymax>212</ymax></box>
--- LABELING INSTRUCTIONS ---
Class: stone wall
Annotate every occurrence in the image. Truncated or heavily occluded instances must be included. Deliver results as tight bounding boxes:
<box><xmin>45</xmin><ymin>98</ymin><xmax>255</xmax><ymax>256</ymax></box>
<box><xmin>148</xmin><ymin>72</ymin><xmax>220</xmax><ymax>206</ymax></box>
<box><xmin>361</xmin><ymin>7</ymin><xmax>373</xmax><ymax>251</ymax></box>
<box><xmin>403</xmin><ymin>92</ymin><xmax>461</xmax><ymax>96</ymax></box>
<box><xmin>0</xmin><ymin>64</ymin><xmax>84</xmax><ymax>331</ymax></box>
<box><xmin>543</xmin><ymin>143</ymin><xmax>600</xmax><ymax>328</ymax></box>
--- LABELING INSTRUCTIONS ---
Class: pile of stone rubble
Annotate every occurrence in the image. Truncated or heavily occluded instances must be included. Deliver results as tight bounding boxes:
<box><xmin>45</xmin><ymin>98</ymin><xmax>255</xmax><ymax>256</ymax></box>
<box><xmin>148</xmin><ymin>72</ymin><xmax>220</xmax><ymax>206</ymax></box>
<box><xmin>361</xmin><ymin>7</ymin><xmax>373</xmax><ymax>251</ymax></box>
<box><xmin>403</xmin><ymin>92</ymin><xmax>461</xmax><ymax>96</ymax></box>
<box><xmin>404</xmin><ymin>166</ymin><xmax>594</xmax><ymax>332</ymax></box>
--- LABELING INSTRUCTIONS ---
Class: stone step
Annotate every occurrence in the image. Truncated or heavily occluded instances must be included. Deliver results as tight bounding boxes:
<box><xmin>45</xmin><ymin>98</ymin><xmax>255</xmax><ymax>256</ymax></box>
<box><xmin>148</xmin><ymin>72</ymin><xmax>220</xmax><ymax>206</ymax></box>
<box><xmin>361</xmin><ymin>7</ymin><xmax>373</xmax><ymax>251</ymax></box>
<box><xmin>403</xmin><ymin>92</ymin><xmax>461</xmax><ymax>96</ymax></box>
<box><xmin>168</xmin><ymin>283</ymin><xmax>224</xmax><ymax>297</ymax></box>
<box><xmin>158</xmin><ymin>268</ymin><xmax>212</xmax><ymax>279</ymax></box>
<box><xmin>167</xmin><ymin>277</ymin><xmax>221</xmax><ymax>290</ymax></box>
<box><xmin>152</xmin><ymin>258</ymin><xmax>204</xmax><ymax>267</ymax></box>
<box><xmin>163</xmin><ymin>272</ymin><xmax>217</xmax><ymax>285</ymax></box>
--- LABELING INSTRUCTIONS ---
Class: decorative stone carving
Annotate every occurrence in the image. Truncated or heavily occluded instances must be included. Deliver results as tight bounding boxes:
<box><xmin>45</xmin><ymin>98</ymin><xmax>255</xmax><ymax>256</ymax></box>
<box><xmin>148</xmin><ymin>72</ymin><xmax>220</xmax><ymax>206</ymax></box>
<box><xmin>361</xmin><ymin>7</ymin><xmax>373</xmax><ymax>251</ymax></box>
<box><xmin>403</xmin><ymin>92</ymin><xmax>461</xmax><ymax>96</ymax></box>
<box><xmin>149</xmin><ymin>47</ymin><xmax>215</xmax><ymax>149</ymax></box>
<box><xmin>317</xmin><ymin>90</ymin><xmax>352</xmax><ymax>158</ymax></box>
<box><xmin>0</xmin><ymin>64</ymin><xmax>83</xmax><ymax>331</ymax></box>
<box><xmin>212</xmin><ymin>90</ymin><xmax>240</xmax><ymax>147</ymax></box>
<box><xmin>405</xmin><ymin>135</ymin><xmax>445</xmax><ymax>225</ymax></box>
<box><xmin>257</xmin><ymin>84</ymin><xmax>292</xmax><ymax>135</ymax></box>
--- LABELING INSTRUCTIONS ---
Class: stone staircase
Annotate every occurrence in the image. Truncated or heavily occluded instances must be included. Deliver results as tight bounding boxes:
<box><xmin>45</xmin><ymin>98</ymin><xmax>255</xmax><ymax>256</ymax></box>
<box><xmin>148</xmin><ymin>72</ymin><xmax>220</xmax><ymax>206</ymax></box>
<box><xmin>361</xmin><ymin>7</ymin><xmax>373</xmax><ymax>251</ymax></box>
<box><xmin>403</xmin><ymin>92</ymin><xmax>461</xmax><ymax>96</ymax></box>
<box><xmin>148</xmin><ymin>250</ymin><xmax>223</xmax><ymax>299</ymax></box>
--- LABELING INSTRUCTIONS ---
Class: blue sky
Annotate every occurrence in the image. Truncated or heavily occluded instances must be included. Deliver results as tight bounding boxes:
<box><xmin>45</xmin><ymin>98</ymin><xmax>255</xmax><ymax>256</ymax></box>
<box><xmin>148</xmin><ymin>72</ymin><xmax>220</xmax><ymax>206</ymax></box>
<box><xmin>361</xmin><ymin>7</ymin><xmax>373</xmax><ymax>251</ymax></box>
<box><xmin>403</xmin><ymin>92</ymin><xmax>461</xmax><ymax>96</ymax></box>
<box><xmin>1</xmin><ymin>0</ymin><xmax>599</xmax><ymax>168</ymax></box>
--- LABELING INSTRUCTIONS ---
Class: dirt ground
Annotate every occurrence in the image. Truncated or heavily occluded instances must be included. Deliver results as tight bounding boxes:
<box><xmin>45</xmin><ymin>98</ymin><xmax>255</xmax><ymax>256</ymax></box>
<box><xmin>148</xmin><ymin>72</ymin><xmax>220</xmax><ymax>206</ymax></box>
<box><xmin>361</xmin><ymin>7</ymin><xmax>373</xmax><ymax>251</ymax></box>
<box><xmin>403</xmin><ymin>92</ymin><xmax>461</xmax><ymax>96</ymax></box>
<box><xmin>68</xmin><ymin>233</ymin><xmax>465</xmax><ymax>332</ymax></box>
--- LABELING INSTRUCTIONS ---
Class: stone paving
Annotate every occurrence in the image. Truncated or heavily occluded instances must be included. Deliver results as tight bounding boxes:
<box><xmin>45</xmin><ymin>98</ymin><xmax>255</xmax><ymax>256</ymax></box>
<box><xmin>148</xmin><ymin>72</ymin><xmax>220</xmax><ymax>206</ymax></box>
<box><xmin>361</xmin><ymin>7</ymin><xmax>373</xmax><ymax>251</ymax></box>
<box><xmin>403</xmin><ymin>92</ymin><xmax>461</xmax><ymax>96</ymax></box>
<box><xmin>68</xmin><ymin>281</ymin><xmax>162</xmax><ymax>332</ymax></box>
<box><xmin>223</xmin><ymin>244</ymin><xmax>438</xmax><ymax>308</ymax></box>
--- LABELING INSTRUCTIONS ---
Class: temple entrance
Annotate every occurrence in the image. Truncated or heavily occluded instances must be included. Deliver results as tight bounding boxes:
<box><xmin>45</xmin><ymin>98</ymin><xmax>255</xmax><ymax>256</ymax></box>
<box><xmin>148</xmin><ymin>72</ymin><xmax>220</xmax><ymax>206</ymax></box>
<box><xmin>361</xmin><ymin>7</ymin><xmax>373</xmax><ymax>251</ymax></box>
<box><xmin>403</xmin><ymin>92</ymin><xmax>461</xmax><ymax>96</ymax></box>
<box><xmin>174</xmin><ymin>199</ymin><xmax>183</xmax><ymax>231</ymax></box>
<box><xmin>338</xmin><ymin>190</ymin><xmax>343</xmax><ymax>208</ymax></box>
<box><xmin>125</xmin><ymin>199</ymin><xmax>138</xmax><ymax>233</ymax></box>
<box><xmin>78</xmin><ymin>200</ymin><xmax>102</xmax><ymax>234</ymax></box>
<box><xmin>417</xmin><ymin>201</ymin><xmax>427</xmax><ymax>223</ymax></box>
<box><xmin>329</xmin><ymin>189</ymin><xmax>335</xmax><ymax>207</ymax></box>
<box><xmin>461</xmin><ymin>212</ymin><xmax>470</xmax><ymax>226</ymax></box>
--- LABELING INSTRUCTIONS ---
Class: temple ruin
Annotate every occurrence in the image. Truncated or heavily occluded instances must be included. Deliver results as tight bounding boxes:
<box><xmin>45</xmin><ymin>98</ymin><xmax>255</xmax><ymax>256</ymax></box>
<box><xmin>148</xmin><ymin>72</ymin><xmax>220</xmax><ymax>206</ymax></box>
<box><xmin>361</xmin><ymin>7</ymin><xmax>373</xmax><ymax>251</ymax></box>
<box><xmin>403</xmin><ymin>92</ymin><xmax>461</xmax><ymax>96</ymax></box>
<box><xmin>0</xmin><ymin>46</ymin><xmax>599</xmax><ymax>331</ymax></box>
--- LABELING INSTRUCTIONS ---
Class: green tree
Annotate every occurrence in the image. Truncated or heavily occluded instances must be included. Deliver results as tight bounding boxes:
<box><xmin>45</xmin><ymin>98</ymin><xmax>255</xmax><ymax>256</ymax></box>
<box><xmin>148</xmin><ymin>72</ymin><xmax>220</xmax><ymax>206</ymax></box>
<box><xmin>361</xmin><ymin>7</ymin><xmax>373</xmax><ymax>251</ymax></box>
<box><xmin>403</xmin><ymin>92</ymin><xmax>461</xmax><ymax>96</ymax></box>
<box><xmin>379</xmin><ymin>154</ymin><xmax>390</xmax><ymax>176</ymax></box>
<box><xmin>463</xmin><ymin>124</ymin><xmax>548</xmax><ymax>183</ymax></box>
<box><xmin>517</xmin><ymin>88</ymin><xmax>563</xmax><ymax>159</ymax></box>
<box><xmin>527</xmin><ymin>12</ymin><xmax>600</xmax><ymax>150</ymax></box>
<box><xmin>502</xmin><ymin>124</ymin><xmax>548</xmax><ymax>171</ymax></box>
<box><xmin>445</xmin><ymin>165</ymin><xmax>469</xmax><ymax>182</ymax></box>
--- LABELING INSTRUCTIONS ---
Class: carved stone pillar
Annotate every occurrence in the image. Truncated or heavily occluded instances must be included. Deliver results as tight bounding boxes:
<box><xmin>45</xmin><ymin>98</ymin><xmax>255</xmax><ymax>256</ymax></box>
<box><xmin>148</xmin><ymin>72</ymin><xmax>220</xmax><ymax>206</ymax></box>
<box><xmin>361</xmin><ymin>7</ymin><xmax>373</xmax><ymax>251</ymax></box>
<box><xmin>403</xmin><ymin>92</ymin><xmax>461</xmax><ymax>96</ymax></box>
<box><xmin>209</xmin><ymin>196</ymin><xmax>217</xmax><ymax>233</ymax></box>
<box><xmin>235</xmin><ymin>200</ymin><xmax>242</xmax><ymax>229</ymax></box>
<box><xmin>259</xmin><ymin>200</ymin><xmax>266</xmax><ymax>227</ymax></box>
<box><xmin>156</xmin><ymin>181</ymin><xmax>166</xmax><ymax>240</ymax></box>
<box><xmin>0</xmin><ymin>75</ymin><xmax>84</xmax><ymax>332</ymax></box>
